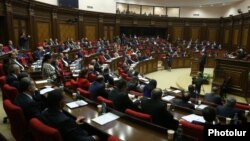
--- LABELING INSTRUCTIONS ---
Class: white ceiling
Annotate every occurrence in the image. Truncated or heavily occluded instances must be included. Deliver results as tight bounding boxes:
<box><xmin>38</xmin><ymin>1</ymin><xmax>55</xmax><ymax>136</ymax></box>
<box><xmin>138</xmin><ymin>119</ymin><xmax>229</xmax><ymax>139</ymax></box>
<box><xmin>117</xmin><ymin>0</ymin><xmax>243</xmax><ymax>7</ymax></box>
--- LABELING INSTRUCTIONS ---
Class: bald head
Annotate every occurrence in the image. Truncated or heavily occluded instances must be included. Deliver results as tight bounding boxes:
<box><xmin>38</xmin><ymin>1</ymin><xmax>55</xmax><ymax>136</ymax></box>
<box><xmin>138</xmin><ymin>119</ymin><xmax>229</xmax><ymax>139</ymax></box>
<box><xmin>151</xmin><ymin>88</ymin><xmax>162</xmax><ymax>100</ymax></box>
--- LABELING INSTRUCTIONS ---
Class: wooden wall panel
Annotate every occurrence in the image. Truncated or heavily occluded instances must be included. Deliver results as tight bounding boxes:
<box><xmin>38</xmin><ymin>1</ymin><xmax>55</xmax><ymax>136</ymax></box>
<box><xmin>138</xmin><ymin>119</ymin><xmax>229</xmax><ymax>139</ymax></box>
<box><xmin>233</xmin><ymin>29</ymin><xmax>239</xmax><ymax>45</ymax></box>
<box><xmin>59</xmin><ymin>24</ymin><xmax>76</xmax><ymax>41</ymax></box>
<box><xmin>224</xmin><ymin>29</ymin><xmax>229</xmax><ymax>44</ymax></box>
<box><xmin>241</xmin><ymin>28</ymin><xmax>248</xmax><ymax>48</ymax></box>
<box><xmin>84</xmin><ymin>25</ymin><xmax>97</xmax><ymax>40</ymax></box>
<box><xmin>190</xmin><ymin>27</ymin><xmax>200</xmax><ymax>40</ymax></box>
<box><xmin>208</xmin><ymin>28</ymin><xmax>217</xmax><ymax>42</ymax></box>
<box><xmin>36</xmin><ymin>22</ymin><xmax>50</xmax><ymax>43</ymax></box>
<box><xmin>172</xmin><ymin>26</ymin><xmax>183</xmax><ymax>42</ymax></box>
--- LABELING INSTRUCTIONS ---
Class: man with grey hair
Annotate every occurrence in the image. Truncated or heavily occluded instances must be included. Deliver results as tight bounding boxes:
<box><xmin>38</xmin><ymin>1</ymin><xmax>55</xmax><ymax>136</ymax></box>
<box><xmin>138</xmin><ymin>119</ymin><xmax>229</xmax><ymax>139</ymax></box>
<box><xmin>14</xmin><ymin>77</ymin><xmax>45</xmax><ymax>121</ymax></box>
<box><xmin>216</xmin><ymin>97</ymin><xmax>239</xmax><ymax>118</ymax></box>
<box><xmin>6</xmin><ymin>64</ymin><xmax>20</xmax><ymax>88</ymax></box>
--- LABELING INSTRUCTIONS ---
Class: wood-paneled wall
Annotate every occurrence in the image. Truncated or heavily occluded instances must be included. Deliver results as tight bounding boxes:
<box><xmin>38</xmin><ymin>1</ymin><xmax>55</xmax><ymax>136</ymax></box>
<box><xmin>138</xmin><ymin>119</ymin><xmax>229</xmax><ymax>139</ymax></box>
<box><xmin>0</xmin><ymin>0</ymin><xmax>250</xmax><ymax>52</ymax></box>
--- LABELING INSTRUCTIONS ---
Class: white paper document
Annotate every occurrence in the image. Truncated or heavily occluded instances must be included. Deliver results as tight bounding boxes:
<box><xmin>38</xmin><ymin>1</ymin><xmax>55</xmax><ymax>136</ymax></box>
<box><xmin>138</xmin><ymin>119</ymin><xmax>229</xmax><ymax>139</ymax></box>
<box><xmin>161</xmin><ymin>95</ymin><xmax>175</xmax><ymax>102</ymax></box>
<box><xmin>40</xmin><ymin>87</ymin><xmax>54</xmax><ymax>95</ymax></box>
<box><xmin>181</xmin><ymin>114</ymin><xmax>205</xmax><ymax>123</ymax></box>
<box><xmin>66</xmin><ymin>100</ymin><xmax>88</xmax><ymax>109</ymax></box>
<box><xmin>35</xmin><ymin>80</ymin><xmax>47</xmax><ymax>84</ymax></box>
<box><xmin>172</xmin><ymin>90</ymin><xmax>181</xmax><ymax>94</ymax></box>
<box><xmin>92</xmin><ymin>112</ymin><xmax>120</xmax><ymax>125</ymax></box>
<box><xmin>195</xmin><ymin>104</ymin><xmax>208</xmax><ymax>110</ymax></box>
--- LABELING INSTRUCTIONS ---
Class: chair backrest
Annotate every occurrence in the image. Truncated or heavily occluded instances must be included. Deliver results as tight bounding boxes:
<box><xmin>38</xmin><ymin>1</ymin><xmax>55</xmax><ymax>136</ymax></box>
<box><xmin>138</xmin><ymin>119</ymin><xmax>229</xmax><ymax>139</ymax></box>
<box><xmin>29</xmin><ymin>118</ymin><xmax>64</xmax><ymax>141</ymax></box>
<box><xmin>0</xmin><ymin>63</ymin><xmax>5</xmax><ymax>76</ymax></box>
<box><xmin>179</xmin><ymin>120</ymin><xmax>204</xmax><ymax>141</ymax></box>
<box><xmin>97</xmin><ymin>96</ymin><xmax>114</xmax><ymax>107</ymax></box>
<box><xmin>235</xmin><ymin>103</ymin><xmax>250</xmax><ymax>110</ymax></box>
<box><xmin>2</xmin><ymin>83</ymin><xmax>19</xmax><ymax>102</ymax></box>
<box><xmin>125</xmin><ymin>108</ymin><xmax>152</xmax><ymax>122</ymax></box>
<box><xmin>0</xmin><ymin>75</ymin><xmax>6</xmax><ymax>89</ymax></box>
<box><xmin>129</xmin><ymin>90</ymin><xmax>143</xmax><ymax>97</ymax></box>
<box><xmin>3</xmin><ymin>100</ymin><xmax>28</xmax><ymax>141</ymax></box>
<box><xmin>77</xmin><ymin>88</ymin><xmax>90</xmax><ymax>99</ymax></box>
<box><xmin>98</xmin><ymin>55</ymin><xmax>105</xmax><ymax>64</ymax></box>
<box><xmin>20</xmin><ymin>57</ymin><xmax>28</xmax><ymax>67</ymax></box>
<box><xmin>107</xmin><ymin>135</ymin><xmax>121</xmax><ymax>141</ymax></box>
<box><xmin>70</xmin><ymin>79</ymin><xmax>78</xmax><ymax>91</ymax></box>
<box><xmin>26</xmin><ymin>52</ymin><xmax>34</xmax><ymax>63</ymax></box>
<box><xmin>88</xmin><ymin>73</ymin><xmax>97</xmax><ymax>82</ymax></box>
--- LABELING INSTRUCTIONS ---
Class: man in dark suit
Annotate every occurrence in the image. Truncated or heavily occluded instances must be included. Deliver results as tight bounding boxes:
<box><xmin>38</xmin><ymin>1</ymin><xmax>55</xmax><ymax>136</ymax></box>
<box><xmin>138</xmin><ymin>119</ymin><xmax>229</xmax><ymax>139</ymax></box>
<box><xmin>89</xmin><ymin>75</ymin><xmax>108</xmax><ymax>101</ymax></box>
<box><xmin>216</xmin><ymin>97</ymin><xmax>239</xmax><ymax>118</ymax></box>
<box><xmin>109</xmin><ymin>79</ymin><xmax>139</xmax><ymax>112</ymax></box>
<box><xmin>199</xmin><ymin>52</ymin><xmax>207</xmax><ymax>74</ymax></box>
<box><xmin>14</xmin><ymin>77</ymin><xmax>45</xmax><ymax>121</ymax></box>
<box><xmin>172</xmin><ymin>91</ymin><xmax>195</xmax><ymax>110</ymax></box>
<box><xmin>38</xmin><ymin>89</ymin><xmax>98</xmax><ymax>141</ymax></box>
<box><xmin>6</xmin><ymin>64</ymin><xmax>20</xmax><ymax>89</ymax></box>
<box><xmin>141</xmin><ymin>88</ymin><xmax>179</xmax><ymax>130</ymax></box>
<box><xmin>204</xmin><ymin>86</ymin><xmax>222</xmax><ymax>105</ymax></box>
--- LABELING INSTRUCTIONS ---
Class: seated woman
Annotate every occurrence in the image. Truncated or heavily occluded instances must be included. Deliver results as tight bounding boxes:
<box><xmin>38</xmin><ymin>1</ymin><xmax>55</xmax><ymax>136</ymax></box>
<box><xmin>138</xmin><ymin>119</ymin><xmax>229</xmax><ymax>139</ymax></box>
<box><xmin>172</xmin><ymin>91</ymin><xmax>195</xmax><ymax>110</ymax></box>
<box><xmin>42</xmin><ymin>54</ymin><xmax>57</xmax><ymax>81</ymax></box>
<box><xmin>143</xmin><ymin>79</ymin><xmax>157</xmax><ymax>98</ymax></box>
<box><xmin>77</xmin><ymin>69</ymin><xmax>90</xmax><ymax>91</ymax></box>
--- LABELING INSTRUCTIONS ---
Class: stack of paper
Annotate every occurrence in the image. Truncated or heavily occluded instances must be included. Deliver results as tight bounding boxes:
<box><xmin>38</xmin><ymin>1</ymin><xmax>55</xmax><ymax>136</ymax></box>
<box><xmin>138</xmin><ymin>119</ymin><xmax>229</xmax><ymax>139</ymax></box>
<box><xmin>35</xmin><ymin>80</ymin><xmax>47</xmax><ymax>84</ymax></box>
<box><xmin>173</xmin><ymin>90</ymin><xmax>181</xmax><ymax>94</ymax></box>
<box><xmin>195</xmin><ymin>104</ymin><xmax>208</xmax><ymax>110</ymax></box>
<box><xmin>40</xmin><ymin>87</ymin><xmax>54</xmax><ymax>95</ymax></box>
<box><xmin>161</xmin><ymin>95</ymin><xmax>175</xmax><ymax>102</ymax></box>
<box><xmin>181</xmin><ymin>114</ymin><xmax>205</xmax><ymax>123</ymax></box>
<box><xmin>92</xmin><ymin>112</ymin><xmax>119</xmax><ymax>125</ymax></box>
<box><xmin>66</xmin><ymin>100</ymin><xmax>88</xmax><ymax>109</ymax></box>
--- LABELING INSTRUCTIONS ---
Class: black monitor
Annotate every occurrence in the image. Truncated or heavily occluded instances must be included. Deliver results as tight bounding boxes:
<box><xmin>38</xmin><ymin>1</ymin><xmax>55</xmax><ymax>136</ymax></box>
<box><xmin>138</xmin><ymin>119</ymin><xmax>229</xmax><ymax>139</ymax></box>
<box><xmin>58</xmin><ymin>0</ymin><xmax>79</xmax><ymax>8</ymax></box>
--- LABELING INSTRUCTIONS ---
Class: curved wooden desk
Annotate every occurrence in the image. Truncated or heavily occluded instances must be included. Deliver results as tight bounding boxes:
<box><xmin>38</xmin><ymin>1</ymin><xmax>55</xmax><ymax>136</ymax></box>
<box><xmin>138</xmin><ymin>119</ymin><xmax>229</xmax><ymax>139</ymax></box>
<box><xmin>133</xmin><ymin>58</ymin><xmax>158</xmax><ymax>74</ymax></box>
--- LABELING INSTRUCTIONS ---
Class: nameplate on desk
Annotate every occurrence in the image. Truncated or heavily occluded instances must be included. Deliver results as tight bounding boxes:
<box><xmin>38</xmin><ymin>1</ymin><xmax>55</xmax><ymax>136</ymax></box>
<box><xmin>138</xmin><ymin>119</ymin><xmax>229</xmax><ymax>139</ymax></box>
<box><xmin>40</xmin><ymin>87</ymin><xmax>54</xmax><ymax>95</ymax></box>
<box><xmin>35</xmin><ymin>80</ymin><xmax>48</xmax><ymax>84</ymax></box>
<box><xmin>161</xmin><ymin>95</ymin><xmax>175</xmax><ymax>102</ymax></box>
<box><xmin>66</xmin><ymin>100</ymin><xmax>88</xmax><ymax>109</ymax></box>
<box><xmin>92</xmin><ymin>112</ymin><xmax>119</xmax><ymax>125</ymax></box>
<box><xmin>181</xmin><ymin>114</ymin><xmax>205</xmax><ymax>123</ymax></box>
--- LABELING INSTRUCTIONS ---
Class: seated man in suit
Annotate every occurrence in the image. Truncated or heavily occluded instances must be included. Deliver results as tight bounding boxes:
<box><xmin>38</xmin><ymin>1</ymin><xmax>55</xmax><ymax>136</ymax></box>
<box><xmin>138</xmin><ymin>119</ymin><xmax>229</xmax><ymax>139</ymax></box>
<box><xmin>141</xmin><ymin>88</ymin><xmax>179</xmax><ymax>130</ymax></box>
<box><xmin>109</xmin><ymin>79</ymin><xmax>139</xmax><ymax>112</ymax></box>
<box><xmin>14</xmin><ymin>77</ymin><xmax>45</xmax><ymax>121</ymax></box>
<box><xmin>38</xmin><ymin>89</ymin><xmax>98</xmax><ymax>141</ymax></box>
<box><xmin>6</xmin><ymin>64</ymin><xmax>21</xmax><ymax>89</ymax></box>
<box><xmin>216</xmin><ymin>97</ymin><xmax>239</xmax><ymax>118</ymax></box>
<box><xmin>204</xmin><ymin>86</ymin><xmax>222</xmax><ymax>105</ymax></box>
<box><xmin>10</xmin><ymin>49</ymin><xmax>25</xmax><ymax>71</ymax></box>
<box><xmin>102</xmin><ymin>68</ymin><xmax>114</xmax><ymax>86</ymax></box>
<box><xmin>193</xmin><ymin>107</ymin><xmax>219</xmax><ymax>126</ymax></box>
<box><xmin>89</xmin><ymin>75</ymin><xmax>109</xmax><ymax>101</ymax></box>
<box><xmin>172</xmin><ymin>91</ymin><xmax>195</xmax><ymax>110</ymax></box>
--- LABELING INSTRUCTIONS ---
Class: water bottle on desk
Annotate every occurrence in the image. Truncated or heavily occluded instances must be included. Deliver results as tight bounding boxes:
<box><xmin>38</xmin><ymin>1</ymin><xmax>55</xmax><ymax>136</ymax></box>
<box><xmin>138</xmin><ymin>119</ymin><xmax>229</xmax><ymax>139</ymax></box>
<box><xmin>102</xmin><ymin>102</ymin><xmax>106</xmax><ymax>114</ymax></box>
<box><xmin>233</xmin><ymin>113</ymin><xmax>238</xmax><ymax>125</ymax></box>
<box><xmin>175</xmin><ymin>124</ymin><xmax>183</xmax><ymax>141</ymax></box>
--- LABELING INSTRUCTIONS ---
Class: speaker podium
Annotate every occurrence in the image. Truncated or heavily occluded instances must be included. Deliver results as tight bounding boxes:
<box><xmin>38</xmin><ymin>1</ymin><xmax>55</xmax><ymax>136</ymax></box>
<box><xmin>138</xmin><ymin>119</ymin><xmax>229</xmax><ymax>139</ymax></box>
<box><xmin>190</xmin><ymin>58</ymin><xmax>199</xmax><ymax>76</ymax></box>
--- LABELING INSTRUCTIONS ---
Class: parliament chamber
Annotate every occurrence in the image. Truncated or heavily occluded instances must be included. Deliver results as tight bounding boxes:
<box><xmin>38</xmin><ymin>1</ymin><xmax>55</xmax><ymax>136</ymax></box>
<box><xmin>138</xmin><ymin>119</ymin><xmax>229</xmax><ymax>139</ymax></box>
<box><xmin>0</xmin><ymin>0</ymin><xmax>250</xmax><ymax>141</ymax></box>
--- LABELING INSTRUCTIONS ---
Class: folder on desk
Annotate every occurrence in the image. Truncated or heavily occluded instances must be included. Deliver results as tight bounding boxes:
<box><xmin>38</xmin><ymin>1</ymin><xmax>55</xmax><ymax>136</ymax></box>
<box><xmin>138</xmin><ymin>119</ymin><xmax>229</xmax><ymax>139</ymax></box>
<box><xmin>92</xmin><ymin>112</ymin><xmax>119</xmax><ymax>125</ymax></box>
<box><xmin>181</xmin><ymin>114</ymin><xmax>205</xmax><ymax>123</ymax></box>
<box><xmin>66</xmin><ymin>100</ymin><xmax>88</xmax><ymax>109</ymax></box>
<box><xmin>40</xmin><ymin>87</ymin><xmax>54</xmax><ymax>95</ymax></box>
<box><xmin>172</xmin><ymin>90</ymin><xmax>181</xmax><ymax>94</ymax></box>
<box><xmin>194</xmin><ymin>104</ymin><xmax>208</xmax><ymax>110</ymax></box>
<box><xmin>35</xmin><ymin>80</ymin><xmax>47</xmax><ymax>84</ymax></box>
<box><xmin>161</xmin><ymin>95</ymin><xmax>175</xmax><ymax>102</ymax></box>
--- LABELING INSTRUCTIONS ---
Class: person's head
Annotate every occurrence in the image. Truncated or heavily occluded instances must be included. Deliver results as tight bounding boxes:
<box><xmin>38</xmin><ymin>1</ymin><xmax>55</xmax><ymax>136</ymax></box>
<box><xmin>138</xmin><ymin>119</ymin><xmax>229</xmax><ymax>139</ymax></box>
<box><xmin>10</xmin><ymin>49</ymin><xmax>18</xmax><ymax>58</ymax></box>
<box><xmin>79</xmin><ymin>69</ymin><xmax>89</xmax><ymax>78</ymax></box>
<box><xmin>91</xmin><ymin>59</ymin><xmax>96</xmax><ymax>65</ymax></box>
<box><xmin>151</xmin><ymin>88</ymin><xmax>162</xmax><ymax>100</ymax></box>
<box><xmin>42</xmin><ymin>53</ymin><xmax>52</xmax><ymax>64</ymax></box>
<box><xmin>202</xmin><ymin>107</ymin><xmax>216</xmax><ymax>123</ymax></box>
<box><xmin>8</xmin><ymin>64</ymin><xmax>20</xmax><ymax>75</ymax></box>
<box><xmin>116</xmin><ymin>79</ymin><xmax>127</xmax><ymax>91</ymax></box>
<box><xmin>19</xmin><ymin>77</ymin><xmax>36</xmax><ymax>94</ymax></box>
<box><xmin>181</xmin><ymin>91</ymin><xmax>191</xmax><ymax>102</ymax></box>
<box><xmin>188</xmin><ymin>85</ymin><xmax>195</xmax><ymax>93</ymax></box>
<box><xmin>147</xmin><ymin>79</ymin><xmax>157</xmax><ymax>90</ymax></box>
<box><xmin>46</xmin><ymin>89</ymin><xmax>65</xmax><ymax>110</ymax></box>
<box><xmin>96</xmin><ymin>75</ymin><xmax>104</xmax><ymax>83</ymax></box>
<box><xmin>225</xmin><ymin>97</ymin><xmax>236</xmax><ymax>108</ymax></box>
<box><xmin>18</xmin><ymin>72</ymin><xmax>29</xmax><ymax>80</ymax></box>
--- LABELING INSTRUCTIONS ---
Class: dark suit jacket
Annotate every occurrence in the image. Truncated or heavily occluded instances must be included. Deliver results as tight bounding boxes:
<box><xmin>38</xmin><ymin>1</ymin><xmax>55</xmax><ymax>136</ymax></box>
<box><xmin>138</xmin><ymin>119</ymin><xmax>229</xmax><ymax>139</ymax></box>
<box><xmin>38</xmin><ymin>109</ymin><xmax>94</xmax><ymax>141</ymax></box>
<box><xmin>172</xmin><ymin>98</ymin><xmax>195</xmax><ymax>110</ymax></box>
<box><xmin>6</xmin><ymin>74</ymin><xmax>19</xmax><ymax>89</ymax></box>
<box><xmin>89</xmin><ymin>81</ymin><xmax>108</xmax><ymax>101</ymax></box>
<box><xmin>141</xmin><ymin>99</ymin><xmax>178</xmax><ymax>130</ymax></box>
<box><xmin>216</xmin><ymin>105</ymin><xmax>239</xmax><ymax>118</ymax></box>
<box><xmin>204</xmin><ymin>93</ymin><xmax>222</xmax><ymax>105</ymax></box>
<box><xmin>103</xmin><ymin>74</ymin><xmax>114</xmax><ymax>86</ymax></box>
<box><xmin>14</xmin><ymin>93</ymin><xmax>43</xmax><ymax>121</ymax></box>
<box><xmin>109</xmin><ymin>88</ymin><xmax>139</xmax><ymax>112</ymax></box>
